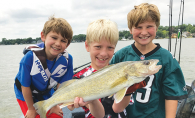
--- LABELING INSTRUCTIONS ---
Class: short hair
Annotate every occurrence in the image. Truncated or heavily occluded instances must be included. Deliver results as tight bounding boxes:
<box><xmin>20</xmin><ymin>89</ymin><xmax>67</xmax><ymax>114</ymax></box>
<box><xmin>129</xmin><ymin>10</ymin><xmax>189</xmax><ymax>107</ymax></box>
<box><xmin>86</xmin><ymin>19</ymin><xmax>119</xmax><ymax>45</ymax></box>
<box><xmin>42</xmin><ymin>16</ymin><xmax>73</xmax><ymax>45</ymax></box>
<box><xmin>127</xmin><ymin>3</ymin><xmax>160</xmax><ymax>30</ymax></box>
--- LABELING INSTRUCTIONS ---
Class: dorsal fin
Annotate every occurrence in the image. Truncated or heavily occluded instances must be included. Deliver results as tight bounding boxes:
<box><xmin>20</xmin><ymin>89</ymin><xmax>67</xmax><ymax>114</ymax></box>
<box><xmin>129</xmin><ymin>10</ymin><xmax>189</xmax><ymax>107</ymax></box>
<box><xmin>85</xmin><ymin>64</ymin><xmax>114</xmax><ymax>77</ymax></box>
<box><xmin>59</xmin><ymin>79</ymin><xmax>77</xmax><ymax>89</ymax></box>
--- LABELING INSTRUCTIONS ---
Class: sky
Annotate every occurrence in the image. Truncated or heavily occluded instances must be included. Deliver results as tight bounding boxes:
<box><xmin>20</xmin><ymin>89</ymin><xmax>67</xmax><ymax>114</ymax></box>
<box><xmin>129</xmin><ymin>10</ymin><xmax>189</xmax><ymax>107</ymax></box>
<box><xmin>0</xmin><ymin>0</ymin><xmax>194</xmax><ymax>41</ymax></box>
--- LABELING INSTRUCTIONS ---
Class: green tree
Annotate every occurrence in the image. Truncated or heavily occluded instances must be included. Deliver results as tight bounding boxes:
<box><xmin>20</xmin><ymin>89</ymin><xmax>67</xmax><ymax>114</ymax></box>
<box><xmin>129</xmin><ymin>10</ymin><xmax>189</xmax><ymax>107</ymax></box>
<box><xmin>186</xmin><ymin>24</ymin><xmax>193</xmax><ymax>32</ymax></box>
<box><xmin>156</xmin><ymin>29</ymin><xmax>163</xmax><ymax>38</ymax></box>
<box><xmin>191</xmin><ymin>27</ymin><xmax>195</xmax><ymax>33</ymax></box>
<box><xmin>162</xmin><ymin>30</ymin><xmax>169</xmax><ymax>38</ymax></box>
<box><xmin>119</xmin><ymin>30</ymin><xmax>132</xmax><ymax>40</ymax></box>
<box><xmin>26</xmin><ymin>37</ymin><xmax>33</xmax><ymax>44</ymax></box>
<box><xmin>15</xmin><ymin>38</ymin><xmax>22</xmax><ymax>44</ymax></box>
<box><xmin>72</xmin><ymin>34</ymin><xmax>86</xmax><ymax>42</ymax></box>
<box><xmin>2</xmin><ymin>38</ymin><xmax>7</xmax><ymax>44</ymax></box>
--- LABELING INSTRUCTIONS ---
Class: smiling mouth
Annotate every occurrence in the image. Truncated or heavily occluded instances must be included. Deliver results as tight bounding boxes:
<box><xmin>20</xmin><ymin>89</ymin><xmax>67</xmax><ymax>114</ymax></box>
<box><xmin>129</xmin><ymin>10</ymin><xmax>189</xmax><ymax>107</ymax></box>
<box><xmin>97</xmin><ymin>58</ymin><xmax>107</xmax><ymax>61</ymax></box>
<box><xmin>139</xmin><ymin>36</ymin><xmax>150</xmax><ymax>39</ymax></box>
<box><xmin>52</xmin><ymin>47</ymin><xmax>60</xmax><ymax>51</ymax></box>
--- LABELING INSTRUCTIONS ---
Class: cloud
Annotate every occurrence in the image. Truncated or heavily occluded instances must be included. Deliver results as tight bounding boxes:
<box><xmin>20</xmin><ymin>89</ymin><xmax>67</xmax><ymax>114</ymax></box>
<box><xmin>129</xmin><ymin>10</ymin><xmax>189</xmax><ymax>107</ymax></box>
<box><xmin>0</xmin><ymin>0</ymin><xmax>194</xmax><ymax>41</ymax></box>
<box><xmin>8</xmin><ymin>8</ymin><xmax>48</xmax><ymax>22</ymax></box>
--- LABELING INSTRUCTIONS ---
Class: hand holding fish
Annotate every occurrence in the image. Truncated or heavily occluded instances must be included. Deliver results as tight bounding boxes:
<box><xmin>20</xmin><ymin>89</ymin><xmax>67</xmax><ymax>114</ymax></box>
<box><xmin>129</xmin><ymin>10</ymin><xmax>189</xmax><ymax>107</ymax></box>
<box><xmin>67</xmin><ymin>97</ymin><xmax>105</xmax><ymax>118</ymax></box>
<box><xmin>67</xmin><ymin>97</ymin><xmax>92</xmax><ymax>111</ymax></box>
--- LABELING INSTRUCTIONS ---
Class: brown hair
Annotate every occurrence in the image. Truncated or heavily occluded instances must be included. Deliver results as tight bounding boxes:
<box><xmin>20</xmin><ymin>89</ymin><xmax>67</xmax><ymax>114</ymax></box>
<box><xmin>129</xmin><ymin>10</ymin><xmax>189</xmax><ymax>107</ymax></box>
<box><xmin>42</xmin><ymin>16</ymin><xmax>73</xmax><ymax>45</ymax></box>
<box><xmin>127</xmin><ymin>3</ymin><xmax>160</xmax><ymax>30</ymax></box>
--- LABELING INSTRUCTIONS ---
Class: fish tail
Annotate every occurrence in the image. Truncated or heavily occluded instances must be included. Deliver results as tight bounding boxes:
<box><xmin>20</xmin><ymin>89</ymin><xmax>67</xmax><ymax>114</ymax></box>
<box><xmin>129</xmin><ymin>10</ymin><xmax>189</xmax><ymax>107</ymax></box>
<box><xmin>33</xmin><ymin>100</ymin><xmax>47</xmax><ymax>118</ymax></box>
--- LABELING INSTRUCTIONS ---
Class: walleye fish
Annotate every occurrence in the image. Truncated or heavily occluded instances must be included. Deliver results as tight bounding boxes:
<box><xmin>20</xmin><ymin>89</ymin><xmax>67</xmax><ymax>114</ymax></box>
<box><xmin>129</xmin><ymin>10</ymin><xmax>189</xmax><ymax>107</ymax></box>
<box><xmin>34</xmin><ymin>59</ymin><xmax>162</xmax><ymax>118</ymax></box>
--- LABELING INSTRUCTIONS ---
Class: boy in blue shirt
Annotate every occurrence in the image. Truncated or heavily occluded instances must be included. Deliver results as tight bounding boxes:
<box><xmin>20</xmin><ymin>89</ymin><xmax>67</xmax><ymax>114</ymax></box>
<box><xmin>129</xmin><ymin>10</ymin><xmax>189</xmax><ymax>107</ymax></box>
<box><xmin>111</xmin><ymin>3</ymin><xmax>188</xmax><ymax>118</ymax></box>
<box><xmin>14</xmin><ymin>16</ymin><xmax>74</xmax><ymax>118</ymax></box>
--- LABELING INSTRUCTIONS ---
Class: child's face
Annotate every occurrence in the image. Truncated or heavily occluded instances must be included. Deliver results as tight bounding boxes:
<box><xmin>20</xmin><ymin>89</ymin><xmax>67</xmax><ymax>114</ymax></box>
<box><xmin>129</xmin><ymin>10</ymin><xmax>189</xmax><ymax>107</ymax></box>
<box><xmin>130</xmin><ymin>20</ymin><xmax>157</xmax><ymax>47</ymax></box>
<box><xmin>85</xmin><ymin>38</ymin><xmax>115</xmax><ymax>70</ymax></box>
<box><xmin>41</xmin><ymin>31</ymin><xmax>69</xmax><ymax>61</ymax></box>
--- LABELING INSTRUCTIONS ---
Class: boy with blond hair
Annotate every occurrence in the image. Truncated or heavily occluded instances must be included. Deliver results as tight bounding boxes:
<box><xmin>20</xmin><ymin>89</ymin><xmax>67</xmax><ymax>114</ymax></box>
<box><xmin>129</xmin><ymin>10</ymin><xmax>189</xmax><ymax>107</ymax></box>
<box><xmin>14</xmin><ymin>16</ymin><xmax>74</xmax><ymax>118</ymax></box>
<box><xmin>71</xmin><ymin>19</ymin><xmax>127</xmax><ymax>118</ymax></box>
<box><xmin>111</xmin><ymin>3</ymin><xmax>188</xmax><ymax>118</ymax></box>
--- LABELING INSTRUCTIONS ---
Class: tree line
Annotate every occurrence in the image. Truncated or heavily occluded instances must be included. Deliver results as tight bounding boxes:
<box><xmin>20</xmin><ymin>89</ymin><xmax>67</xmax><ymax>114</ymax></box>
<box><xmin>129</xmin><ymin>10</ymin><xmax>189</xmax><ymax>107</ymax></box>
<box><xmin>1</xmin><ymin>24</ymin><xmax>195</xmax><ymax>45</ymax></box>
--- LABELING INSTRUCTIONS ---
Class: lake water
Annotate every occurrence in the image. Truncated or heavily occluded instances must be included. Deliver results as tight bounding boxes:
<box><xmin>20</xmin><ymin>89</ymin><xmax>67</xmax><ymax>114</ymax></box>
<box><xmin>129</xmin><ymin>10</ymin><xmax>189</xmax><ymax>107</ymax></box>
<box><xmin>0</xmin><ymin>38</ymin><xmax>195</xmax><ymax>118</ymax></box>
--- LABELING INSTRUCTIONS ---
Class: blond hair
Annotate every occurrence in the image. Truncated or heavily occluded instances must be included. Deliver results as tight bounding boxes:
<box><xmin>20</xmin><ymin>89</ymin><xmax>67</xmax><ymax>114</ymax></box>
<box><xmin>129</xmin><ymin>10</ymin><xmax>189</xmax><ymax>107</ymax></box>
<box><xmin>42</xmin><ymin>16</ymin><xmax>73</xmax><ymax>45</ymax></box>
<box><xmin>86</xmin><ymin>19</ymin><xmax>119</xmax><ymax>45</ymax></box>
<box><xmin>127</xmin><ymin>3</ymin><xmax>160</xmax><ymax>30</ymax></box>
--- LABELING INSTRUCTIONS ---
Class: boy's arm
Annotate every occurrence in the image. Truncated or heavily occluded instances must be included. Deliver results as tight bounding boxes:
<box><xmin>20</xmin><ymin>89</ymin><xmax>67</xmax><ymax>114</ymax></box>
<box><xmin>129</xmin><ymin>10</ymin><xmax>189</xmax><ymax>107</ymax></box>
<box><xmin>112</xmin><ymin>96</ymin><xmax>130</xmax><ymax>113</ymax></box>
<box><xmin>88</xmin><ymin>99</ymin><xmax>105</xmax><ymax>118</ymax></box>
<box><xmin>165</xmin><ymin>100</ymin><xmax>178</xmax><ymax>118</ymax></box>
<box><xmin>21</xmin><ymin>86</ymin><xmax>37</xmax><ymax>118</ymax></box>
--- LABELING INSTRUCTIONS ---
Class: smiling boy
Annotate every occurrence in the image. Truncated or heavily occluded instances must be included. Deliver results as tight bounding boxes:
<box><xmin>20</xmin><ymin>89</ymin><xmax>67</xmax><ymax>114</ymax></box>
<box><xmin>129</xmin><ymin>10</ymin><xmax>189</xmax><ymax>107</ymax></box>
<box><xmin>14</xmin><ymin>16</ymin><xmax>74</xmax><ymax>118</ymax></box>
<box><xmin>72</xmin><ymin>19</ymin><xmax>127</xmax><ymax>118</ymax></box>
<box><xmin>111</xmin><ymin>3</ymin><xmax>188</xmax><ymax>118</ymax></box>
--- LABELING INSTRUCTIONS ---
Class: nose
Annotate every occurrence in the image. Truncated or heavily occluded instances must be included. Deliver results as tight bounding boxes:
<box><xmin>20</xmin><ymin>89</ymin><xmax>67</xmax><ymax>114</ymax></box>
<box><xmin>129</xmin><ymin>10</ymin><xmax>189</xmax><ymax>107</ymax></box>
<box><xmin>55</xmin><ymin>40</ymin><xmax>61</xmax><ymax>46</ymax></box>
<box><xmin>100</xmin><ymin>48</ymin><xmax>108</xmax><ymax>57</ymax></box>
<box><xmin>141</xmin><ymin>28</ymin><xmax>148</xmax><ymax>35</ymax></box>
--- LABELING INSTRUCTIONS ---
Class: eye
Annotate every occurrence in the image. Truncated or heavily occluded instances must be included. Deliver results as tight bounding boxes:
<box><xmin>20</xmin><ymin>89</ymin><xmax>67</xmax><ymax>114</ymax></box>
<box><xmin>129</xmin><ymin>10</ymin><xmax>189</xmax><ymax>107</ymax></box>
<box><xmin>136</xmin><ymin>26</ymin><xmax>142</xmax><ymax>29</ymax></box>
<box><xmin>61</xmin><ymin>40</ymin><xmax>67</xmax><ymax>43</ymax></box>
<box><xmin>52</xmin><ymin>37</ymin><xmax>57</xmax><ymax>40</ymax></box>
<box><xmin>147</xmin><ymin>26</ymin><xmax>153</xmax><ymax>28</ymax></box>
<box><xmin>108</xmin><ymin>46</ymin><xmax>115</xmax><ymax>50</ymax></box>
<box><xmin>143</xmin><ymin>60</ymin><xmax>150</xmax><ymax>65</ymax></box>
<box><xmin>95</xmin><ymin>46</ymin><xmax>101</xmax><ymax>49</ymax></box>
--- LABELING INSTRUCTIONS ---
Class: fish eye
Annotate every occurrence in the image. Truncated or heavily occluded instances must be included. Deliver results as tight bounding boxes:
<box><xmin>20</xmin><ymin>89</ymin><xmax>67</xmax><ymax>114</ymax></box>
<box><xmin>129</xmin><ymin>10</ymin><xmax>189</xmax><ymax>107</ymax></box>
<box><xmin>143</xmin><ymin>60</ymin><xmax>150</xmax><ymax>65</ymax></box>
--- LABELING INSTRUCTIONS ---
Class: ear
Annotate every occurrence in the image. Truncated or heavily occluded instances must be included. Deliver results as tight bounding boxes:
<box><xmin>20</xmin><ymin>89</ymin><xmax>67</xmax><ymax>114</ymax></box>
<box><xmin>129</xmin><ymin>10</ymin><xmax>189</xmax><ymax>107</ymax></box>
<box><xmin>129</xmin><ymin>30</ymin><xmax>132</xmax><ymax>34</ymax></box>
<box><xmin>85</xmin><ymin>41</ymin><xmax>90</xmax><ymax>52</ymax></box>
<box><xmin>156</xmin><ymin>27</ymin><xmax>158</xmax><ymax>32</ymax></box>
<box><xmin>66</xmin><ymin>43</ymin><xmax>70</xmax><ymax>48</ymax></box>
<box><xmin>41</xmin><ymin>32</ymin><xmax>46</xmax><ymax>42</ymax></box>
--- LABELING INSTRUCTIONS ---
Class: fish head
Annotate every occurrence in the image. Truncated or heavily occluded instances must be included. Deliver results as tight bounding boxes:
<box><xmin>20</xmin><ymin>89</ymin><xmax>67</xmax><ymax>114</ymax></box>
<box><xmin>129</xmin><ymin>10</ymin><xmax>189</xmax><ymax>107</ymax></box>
<box><xmin>125</xmin><ymin>59</ymin><xmax>162</xmax><ymax>82</ymax></box>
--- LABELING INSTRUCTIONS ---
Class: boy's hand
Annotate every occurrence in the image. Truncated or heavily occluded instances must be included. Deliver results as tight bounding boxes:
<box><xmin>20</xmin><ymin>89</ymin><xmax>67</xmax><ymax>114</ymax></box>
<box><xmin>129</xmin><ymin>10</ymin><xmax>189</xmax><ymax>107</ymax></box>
<box><xmin>25</xmin><ymin>109</ymin><xmax>37</xmax><ymax>118</ymax></box>
<box><xmin>48</xmin><ymin>105</ymin><xmax>63</xmax><ymax>117</ymax></box>
<box><xmin>67</xmin><ymin>97</ymin><xmax>91</xmax><ymax>111</ymax></box>
<box><xmin>125</xmin><ymin>77</ymin><xmax>149</xmax><ymax>95</ymax></box>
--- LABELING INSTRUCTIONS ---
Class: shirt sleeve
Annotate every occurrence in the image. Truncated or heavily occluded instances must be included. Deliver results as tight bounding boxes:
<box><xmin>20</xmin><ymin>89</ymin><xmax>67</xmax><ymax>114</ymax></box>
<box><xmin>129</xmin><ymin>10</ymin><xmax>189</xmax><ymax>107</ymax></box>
<box><xmin>18</xmin><ymin>51</ymin><xmax>33</xmax><ymax>87</ymax></box>
<box><xmin>162</xmin><ymin>58</ymin><xmax>188</xmax><ymax>100</ymax></box>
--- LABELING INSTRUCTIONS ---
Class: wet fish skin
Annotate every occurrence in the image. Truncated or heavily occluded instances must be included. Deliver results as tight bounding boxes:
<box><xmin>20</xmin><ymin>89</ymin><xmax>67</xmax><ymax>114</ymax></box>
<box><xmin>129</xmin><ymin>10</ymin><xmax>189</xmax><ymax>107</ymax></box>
<box><xmin>34</xmin><ymin>59</ymin><xmax>162</xmax><ymax>118</ymax></box>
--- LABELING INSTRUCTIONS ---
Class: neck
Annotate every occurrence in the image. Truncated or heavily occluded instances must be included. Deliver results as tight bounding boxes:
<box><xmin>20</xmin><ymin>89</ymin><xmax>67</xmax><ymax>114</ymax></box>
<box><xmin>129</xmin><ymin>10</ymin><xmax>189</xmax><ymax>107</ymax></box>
<box><xmin>135</xmin><ymin>43</ymin><xmax>157</xmax><ymax>55</ymax></box>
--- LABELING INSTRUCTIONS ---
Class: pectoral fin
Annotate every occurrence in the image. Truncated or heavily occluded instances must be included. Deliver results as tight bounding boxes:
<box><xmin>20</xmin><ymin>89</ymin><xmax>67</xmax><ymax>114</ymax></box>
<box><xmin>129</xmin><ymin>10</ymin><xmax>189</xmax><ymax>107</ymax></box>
<box><xmin>114</xmin><ymin>87</ymin><xmax>128</xmax><ymax>103</ymax></box>
<box><xmin>108</xmin><ymin>94</ymin><xmax>114</xmax><ymax>98</ymax></box>
<box><xmin>111</xmin><ymin>76</ymin><xmax>128</xmax><ymax>88</ymax></box>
